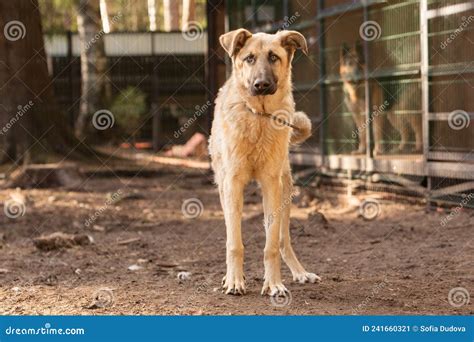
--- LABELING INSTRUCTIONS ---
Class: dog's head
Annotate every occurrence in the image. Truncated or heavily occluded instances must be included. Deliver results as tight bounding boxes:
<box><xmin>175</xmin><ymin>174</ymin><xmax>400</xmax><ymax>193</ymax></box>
<box><xmin>219</xmin><ymin>29</ymin><xmax>308</xmax><ymax>96</ymax></box>
<box><xmin>339</xmin><ymin>42</ymin><xmax>364</xmax><ymax>82</ymax></box>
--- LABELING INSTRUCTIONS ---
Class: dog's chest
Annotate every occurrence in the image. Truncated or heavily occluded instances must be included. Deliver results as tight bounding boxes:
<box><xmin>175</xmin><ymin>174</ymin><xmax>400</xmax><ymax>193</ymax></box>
<box><xmin>225</xmin><ymin>111</ymin><xmax>289</xmax><ymax>166</ymax></box>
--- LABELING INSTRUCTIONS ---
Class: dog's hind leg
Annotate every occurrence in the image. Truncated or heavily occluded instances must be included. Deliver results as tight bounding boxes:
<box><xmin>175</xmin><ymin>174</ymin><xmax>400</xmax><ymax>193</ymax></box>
<box><xmin>280</xmin><ymin>170</ymin><xmax>321</xmax><ymax>284</ymax></box>
<box><xmin>221</xmin><ymin>174</ymin><xmax>246</xmax><ymax>295</ymax></box>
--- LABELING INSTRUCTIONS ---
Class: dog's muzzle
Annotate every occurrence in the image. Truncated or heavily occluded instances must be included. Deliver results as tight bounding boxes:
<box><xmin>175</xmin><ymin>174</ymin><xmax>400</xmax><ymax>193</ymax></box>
<box><xmin>251</xmin><ymin>78</ymin><xmax>276</xmax><ymax>96</ymax></box>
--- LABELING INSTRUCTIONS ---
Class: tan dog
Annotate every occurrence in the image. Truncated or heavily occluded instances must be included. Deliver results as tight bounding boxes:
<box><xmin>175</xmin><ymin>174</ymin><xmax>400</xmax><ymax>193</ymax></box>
<box><xmin>209</xmin><ymin>29</ymin><xmax>320</xmax><ymax>297</ymax></box>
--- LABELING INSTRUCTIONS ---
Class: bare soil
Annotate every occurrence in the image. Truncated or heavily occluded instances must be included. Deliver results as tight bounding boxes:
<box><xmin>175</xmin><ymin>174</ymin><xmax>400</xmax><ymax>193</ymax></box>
<box><xmin>0</xmin><ymin>164</ymin><xmax>473</xmax><ymax>315</ymax></box>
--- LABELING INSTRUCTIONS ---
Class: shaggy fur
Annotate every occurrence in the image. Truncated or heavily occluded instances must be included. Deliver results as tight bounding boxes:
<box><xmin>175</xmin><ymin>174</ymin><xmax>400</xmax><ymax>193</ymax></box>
<box><xmin>209</xmin><ymin>29</ymin><xmax>320</xmax><ymax>297</ymax></box>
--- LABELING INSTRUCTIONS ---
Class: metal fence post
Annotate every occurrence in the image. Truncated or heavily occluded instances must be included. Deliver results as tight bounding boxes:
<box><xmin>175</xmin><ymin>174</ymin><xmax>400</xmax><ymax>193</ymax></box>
<box><xmin>420</xmin><ymin>0</ymin><xmax>431</xmax><ymax>204</ymax></box>
<box><xmin>362</xmin><ymin>3</ymin><xmax>373</xmax><ymax>167</ymax></box>
<box><xmin>66</xmin><ymin>30</ymin><xmax>74</xmax><ymax>127</ymax></box>
<box><xmin>151</xmin><ymin>31</ymin><xmax>161</xmax><ymax>152</ymax></box>
<box><xmin>317</xmin><ymin>0</ymin><xmax>326</xmax><ymax>161</ymax></box>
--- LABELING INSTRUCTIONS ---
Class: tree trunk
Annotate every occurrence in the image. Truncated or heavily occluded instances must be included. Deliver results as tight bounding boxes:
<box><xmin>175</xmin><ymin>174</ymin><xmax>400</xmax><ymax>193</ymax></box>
<box><xmin>0</xmin><ymin>0</ymin><xmax>82</xmax><ymax>165</ymax></box>
<box><xmin>75</xmin><ymin>0</ymin><xmax>107</xmax><ymax>139</ymax></box>
<box><xmin>181</xmin><ymin>0</ymin><xmax>195</xmax><ymax>31</ymax></box>
<box><xmin>163</xmin><ymin>0</ymin><xmax>180</xmax><ymax>31</ymax></box>
<box><xmin>147</xmin><ymin>0</ymin><xmax>157</xmax><ymax>32</ymax></box>
<box><xmin>99</xmin><ymin>0</ymin><xmax>110</xmax><ymax>33</ymax></box>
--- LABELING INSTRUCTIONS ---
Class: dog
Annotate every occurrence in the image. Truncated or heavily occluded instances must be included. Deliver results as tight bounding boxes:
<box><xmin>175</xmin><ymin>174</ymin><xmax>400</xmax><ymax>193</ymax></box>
<box><xmin>209</xmin><ymin>29</ymin><xmax>320</xmax><ymax>296</ymax></box>
<box><xmin>340</xmin><ymin>42</ymin><xmax>422</xmax><ymax>154</ymax></box>
<box><xmin>340</xmin><ymin>42</ymin><xmax>384</xmax><ymax>155</ymax></box>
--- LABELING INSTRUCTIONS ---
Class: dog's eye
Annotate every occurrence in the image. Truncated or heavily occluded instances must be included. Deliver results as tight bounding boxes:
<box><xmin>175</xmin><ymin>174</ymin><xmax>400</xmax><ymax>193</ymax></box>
<box><xmin>269</xmin><ymin>54</ymin><xmax>279</xmax><ymax>63</ymax></box>
<box><xmin>244</xmin><ymin>55</ymin><xmax>255</xmax><ymax>64</ymax></box>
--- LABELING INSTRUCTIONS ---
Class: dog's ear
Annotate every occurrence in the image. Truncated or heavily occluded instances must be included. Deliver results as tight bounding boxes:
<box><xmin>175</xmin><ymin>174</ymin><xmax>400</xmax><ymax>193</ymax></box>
<box><xmin>219</xmin><ymin>29</ymin><xmax>252</xmax><ymax>57</ymax></box>
<box><xmin>355</xmin><ymin>41</ymin><xmax>365</xmax><ymax>65</ymax></box>
<box><xmin>279</xmin><ymin>30</ymin><xmax>308</xmax><ymax>55</ymax></box>
<box><xmin>340</xmin><ymin>43</ymin><xmax>350</xmax><ymax>61</ymax></box>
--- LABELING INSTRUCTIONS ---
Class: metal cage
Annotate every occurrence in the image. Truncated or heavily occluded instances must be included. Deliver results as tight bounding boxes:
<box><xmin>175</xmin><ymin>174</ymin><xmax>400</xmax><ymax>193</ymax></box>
<box><xmin>224</xmin><ymin>0</ymin><xmax>474</xmax><ymax>205</ymax></box>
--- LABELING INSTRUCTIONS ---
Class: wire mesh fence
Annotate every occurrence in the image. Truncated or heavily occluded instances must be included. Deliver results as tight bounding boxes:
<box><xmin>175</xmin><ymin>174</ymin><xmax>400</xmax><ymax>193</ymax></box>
<box><xmin>46</xmin><ymin>31</ymin><xmax>208</xmax><ymax>147</ymax></box>
<box><xmin>225</xmin><ymin>0</ymin><xmax>474</xmax><ymax>205</ymax></box>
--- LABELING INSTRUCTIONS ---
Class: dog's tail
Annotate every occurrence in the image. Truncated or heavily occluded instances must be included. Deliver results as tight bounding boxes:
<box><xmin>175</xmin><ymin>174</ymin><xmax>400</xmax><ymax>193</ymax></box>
<box><xmin>290</xmin><ymin>111</ymin><xmax>312</xmax><ymax>145</ymax></box>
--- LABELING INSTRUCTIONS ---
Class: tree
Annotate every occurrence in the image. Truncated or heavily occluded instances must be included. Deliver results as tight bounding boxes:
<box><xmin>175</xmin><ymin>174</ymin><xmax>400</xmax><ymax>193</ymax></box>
<box><xmin>0</xmin><ymin>0</ymin><xmax>82</xmax><ymax>165</ymax></box>
<box><xmin>75</xmin><ymin>0</ymin><xmax>108</xmax><ymax>138</ymax></box>
<box><xmin>163</xmin><ymin>0</ymin><xmax>179</xmax><ymax>31</ymax></box>
<box><xmin>182</xmin><ymin>0</ymin><xmax>195</xmax><ymax>30</ymax></box>
<box><xmin>147</xmin><ymin>0</ymin><xmax>157</xmax><ymax>32</ymax></box>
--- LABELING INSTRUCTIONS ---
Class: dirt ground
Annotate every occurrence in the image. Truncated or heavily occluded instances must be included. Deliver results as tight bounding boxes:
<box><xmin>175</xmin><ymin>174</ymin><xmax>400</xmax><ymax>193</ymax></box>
<box><xmin>0</xmin><ymin>162</ymin><xmax>473</xmax><ymax>315</ymax></box>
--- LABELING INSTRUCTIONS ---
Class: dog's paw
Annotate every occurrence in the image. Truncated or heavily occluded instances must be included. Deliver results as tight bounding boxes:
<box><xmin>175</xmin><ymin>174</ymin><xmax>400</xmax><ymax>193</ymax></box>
<box><xmin>293</xmin><ymin>272</ymin><xmax>321</xmax><ymax>284</ymax></box>
<box><xmin>261</xmin><ymin>281</ymin><xmax>289</xmax><ymax>297</ymax></box>
<box><xmin>222</xmin><ymin>275</ymin><xmax>246</xmax><ymax>295</ymax></box>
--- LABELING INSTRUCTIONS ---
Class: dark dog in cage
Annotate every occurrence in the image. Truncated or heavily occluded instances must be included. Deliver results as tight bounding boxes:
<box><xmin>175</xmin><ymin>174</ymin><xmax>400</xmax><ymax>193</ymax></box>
<box><xmin>340</xmin><ymin>42</ymin><xmax>422</xmax><ymax>154</ymax></box>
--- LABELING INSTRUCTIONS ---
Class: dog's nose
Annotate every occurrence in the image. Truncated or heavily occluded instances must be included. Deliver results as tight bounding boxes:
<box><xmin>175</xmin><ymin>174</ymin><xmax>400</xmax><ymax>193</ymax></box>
<box><xmin>253</xmin><ymin>79</ymin><xmax>271</xmax><ymax>92</ymax></box>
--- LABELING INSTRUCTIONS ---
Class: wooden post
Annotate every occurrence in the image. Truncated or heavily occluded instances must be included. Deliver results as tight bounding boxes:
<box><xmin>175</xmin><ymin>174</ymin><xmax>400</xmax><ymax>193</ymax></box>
<box><xmin>205</xmin><ymin>0</ymin><xmax>227</xmax><ymax>135</ymax></box>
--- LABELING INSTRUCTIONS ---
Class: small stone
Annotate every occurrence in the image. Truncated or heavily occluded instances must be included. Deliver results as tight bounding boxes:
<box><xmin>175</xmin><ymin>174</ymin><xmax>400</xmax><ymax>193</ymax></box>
<box><xmin>128</xmin><ymin>264</ymin><xmax>143</xmax><ymax>271</ymax></box>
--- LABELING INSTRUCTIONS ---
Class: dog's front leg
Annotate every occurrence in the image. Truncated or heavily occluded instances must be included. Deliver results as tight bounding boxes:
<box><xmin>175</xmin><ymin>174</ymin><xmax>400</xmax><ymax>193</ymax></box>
<box><xmin>221</xmin><ymin>175</ymin><xmax>246</xmax><ymax>295</ymax></box>
<box><xmin>260</xmin><ymin>175</ymin><xmax>288</xmax><ymax>296</ymax></box>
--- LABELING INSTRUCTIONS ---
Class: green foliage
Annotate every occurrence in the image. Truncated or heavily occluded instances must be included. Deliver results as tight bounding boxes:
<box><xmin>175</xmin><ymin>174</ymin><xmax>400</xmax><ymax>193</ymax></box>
<box><xmin>109</xmin><ymin>87</ymin><xmax>147</xmax><ymax>136</ymax></box>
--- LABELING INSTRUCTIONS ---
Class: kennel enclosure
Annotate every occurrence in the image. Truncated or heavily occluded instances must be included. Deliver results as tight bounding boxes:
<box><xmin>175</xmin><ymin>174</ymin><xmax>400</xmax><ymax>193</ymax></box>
<box><xmin>221</xmin><ymin>0</ymin><xmax>474</xmax><ymax>205</ymax></box>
